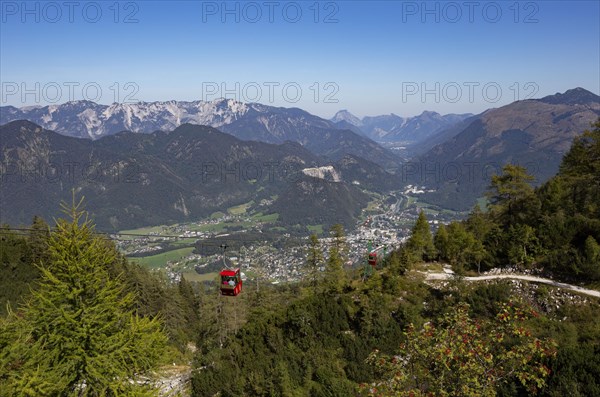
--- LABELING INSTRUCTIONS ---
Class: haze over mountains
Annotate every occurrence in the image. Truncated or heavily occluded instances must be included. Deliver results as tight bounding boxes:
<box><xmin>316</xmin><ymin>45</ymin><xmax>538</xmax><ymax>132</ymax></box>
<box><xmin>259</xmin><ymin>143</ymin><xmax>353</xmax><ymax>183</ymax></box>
<box><xmin>1</xmin><ymin>87</ymin><xmax>598</xmax><ymax>227</ymax></box>
<box><xmin>0</xmin><ymin>99</ymin><xmax>401</xmax><ymax>168</ymax></box>
<box><xmin>415</xmin><ymin>87</ymin><xmax>600</xmax><ymax>209</ymax></box>
<box><xmin>0</xmin><ymin>121</ymin><xmax>376</xmax><ymax>230</ymax></box>
<box><xmin>331</xmin><ymin>109</ymin><xmax>473</xmax><ymax>144</ymax></box>
<box><xmin>0</xmin><ymin>99</ymin><xmax>480</xmax><ymax>169</ymax></box>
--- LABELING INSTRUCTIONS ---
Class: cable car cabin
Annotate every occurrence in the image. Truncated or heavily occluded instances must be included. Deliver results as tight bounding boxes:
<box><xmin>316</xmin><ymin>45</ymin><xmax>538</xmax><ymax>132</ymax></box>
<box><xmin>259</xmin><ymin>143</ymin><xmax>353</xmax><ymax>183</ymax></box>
<box><xmin>220</xmin><ymin>268</ymin><xmax>242</xmax><ymax>296</ymax></box>
<box><xmin>368</xmin><ymin>252</ymin><xmax>378</xmax><ymax>267</ymax></box>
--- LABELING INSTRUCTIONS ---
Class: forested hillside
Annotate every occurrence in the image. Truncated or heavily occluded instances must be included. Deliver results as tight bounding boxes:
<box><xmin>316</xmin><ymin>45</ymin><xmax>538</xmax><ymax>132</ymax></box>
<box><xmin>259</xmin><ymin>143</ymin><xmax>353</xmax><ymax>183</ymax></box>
<box><xmin>417</xmin><ymin>89</ymin><xmax>600</xmax><ymax>210</ymax></box>
<box><xmin>428</xmin><ymin>119</ymin><xmax>600</xmax><ymax>283</ymax></box>
<box><xmin>0</xmin><ymin>205</ymin><xmax>203</xmax><ymax>395</ymax></box>
<box><xmin>189</xmin><ymin>120</ymin><xmax>600</xmax><ymax>396</ymax></box>
<box><xmin>1</xmin><ymin>121</ymin><xmax>599</xmax><ymax>396</ymax></box>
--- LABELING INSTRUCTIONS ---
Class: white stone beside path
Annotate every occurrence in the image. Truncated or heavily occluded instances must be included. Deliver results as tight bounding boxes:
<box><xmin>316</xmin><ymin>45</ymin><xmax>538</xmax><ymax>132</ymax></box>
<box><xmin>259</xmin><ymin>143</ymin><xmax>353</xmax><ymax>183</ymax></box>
<box><xmin>424</xmin><ymin>273</ymin><xmax>600</xmax><ymax>299</ymax></box>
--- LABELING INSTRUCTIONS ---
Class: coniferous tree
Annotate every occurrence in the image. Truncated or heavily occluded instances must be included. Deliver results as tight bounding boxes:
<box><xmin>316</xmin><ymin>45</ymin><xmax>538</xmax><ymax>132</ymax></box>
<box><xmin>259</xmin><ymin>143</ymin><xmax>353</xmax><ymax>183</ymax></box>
<box><xmin>506</xmin><ymin>224</ymin><xmax>541</xmax><ymax>269</ymax></box>
<box><xmin>387</xmin><ymin>250</ymin><xmax>408</xmax><ymax>275</ymax></box>
<box><xmin>324</xmin><ymin>224</ymin><xmax>348</xmax><ymax>294</ymax></box>
<box><xmin>445</xmin><ymin>222</ymin><xmax>478</xmax><ymax>273</ymax></box>
<box><xmin>560</xmin><ymin>119</ymin><xmax>600</xmax><ymax>196</ymax></box>
<box><xmin>0</xmin><ymin>199</ymin><xmax>167</xmax><ymax>396</ymax></box>
<box><xmin>582</xmin><ymin>235</ymin><xmax>600</xmax><ymax>280</ymax></box>
<box><xmin>406</xmin><ymin>210</ymin><xmax>436</xmax><ymax>262</ymax></box>
<box><xmin>306</xmin><ymin>234</ymin><xmax>324</xmax><ymax>290</ymax></box>
<box><xmin>28</xmin><ymin>215</ymin><xmax>50</xmax><ymax>265</ymax></box>
<box><xmin>433</xmin><ymin>224</ymin><xmax>449</xmax><ymax>262</ymax></box>
<box><xmin>465</xmin><ymin>204</ymin><xmax>493</xmax><ymax>238</ymax></box>
<box><xmin>1</xmin><ymin>225</ymin><xmax>40</xmax><ymax>315</ymax></box>
<box><xmin>467</xmin><ymin>237</ymin><xmax>487</xmax><ymax>274</ymax></box>
<box><xmin>398</xmin><ymin>247</ymin><xmax>412</xmax><ymax>273</ymax></box>
<box><xmin>486</xmin><ymin>164</ymin><xmax>536</xmax><ymax>227</ymax></box>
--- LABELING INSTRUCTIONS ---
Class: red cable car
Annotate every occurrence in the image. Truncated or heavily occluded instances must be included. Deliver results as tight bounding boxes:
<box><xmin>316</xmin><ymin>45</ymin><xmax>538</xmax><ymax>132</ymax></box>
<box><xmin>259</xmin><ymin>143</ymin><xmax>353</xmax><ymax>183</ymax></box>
<box><xmin>219</xmin><ymin>268</ymin><xmax>243</xmax><ymax>296</ymax></box>
<box><xmin>368</xmin><ymin>251</ymin><xmax>378</xmax><ymax>267</ymax></box>
<box><xmin>368</xmin><ymin>246</ymin><xmax>386</xmax><ymax>267</ymax></box>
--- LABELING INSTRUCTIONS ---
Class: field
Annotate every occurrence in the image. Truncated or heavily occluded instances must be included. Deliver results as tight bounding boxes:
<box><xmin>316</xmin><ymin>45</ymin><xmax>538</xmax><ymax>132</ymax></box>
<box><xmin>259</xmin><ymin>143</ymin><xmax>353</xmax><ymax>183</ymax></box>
<box><xmin>189</xmin><ymin>223</ymin><xmax>227</xmax><ymax>233</ymax></box>
<box><xmin>228</xmin><ymin>201</ymin><xmax>254</xmax><ymax>215</ymax></box>
<box><xmin>252</xmin><ymin>213</ymin><xmax>279</xmax><ymax>222</ymax></box>
<box><xmin>181</xmin><ymin>271</ymin><xmax>219</xmax><ymax>283</ymax></box>
<box><xmin>118</xmin><ymin>225</ymin><xmax>169</xmax><ymax>239</ymax></box>
<box><xmin>129</xmin><ymin>247</ymin><xmax>195</xmax><ymax>268</ymax></box>
<box><xmin>307</xmin><ymin>224</ymin><xmax>324</xmax><ymax>235</ymax></box>
<box><xmin>210</xmin><ymin>211</ymin><xmax>226</xmax><ymax>219</ymax></box>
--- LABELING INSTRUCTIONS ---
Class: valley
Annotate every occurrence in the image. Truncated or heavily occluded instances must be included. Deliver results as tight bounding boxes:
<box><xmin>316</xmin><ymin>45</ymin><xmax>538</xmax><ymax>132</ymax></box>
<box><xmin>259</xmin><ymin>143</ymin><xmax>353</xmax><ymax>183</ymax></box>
<box><xmin>2</xmin><ymin>2</ymin><xmax>599</xmax><ymax>395</ymax></box>
<box><xmin>114</xmin><ymin>190</ymin><xmax>465</xmax><ymax>285</ymax></box>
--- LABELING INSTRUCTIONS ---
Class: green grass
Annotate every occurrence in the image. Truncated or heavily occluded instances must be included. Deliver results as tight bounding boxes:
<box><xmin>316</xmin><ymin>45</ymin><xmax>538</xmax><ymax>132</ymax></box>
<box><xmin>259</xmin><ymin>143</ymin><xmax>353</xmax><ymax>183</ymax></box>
<box><xmin>414</xmin><ymin>262</ymin><xmax>444</xmax><ymax>272</ymax></box>
<box><xmin>195</xmin><ymin>223</ymin><xmax>227</xmax><ymax>233</ymax></box>
<box><xmin>422</xmin><ymin>207</ymin><xmax>438</xmax><ymax>215</ymax></box>
<box><xmin>210</xmin><ymin>211</ymin><xmax>226</xmax><ymax>219</ymax></box>
<box><xmin>584</xmin><ymin>281</ymin><xmax>600</xmax><ymax>291</ymax></box>
<box><xmin>181</xmin><ymin>271</ymin><xmax>219</xmax><ymax>283</ymax></box>
<box><xmin>252</xmin><ymin>213</ymin><xmax>279</xmax><ymax>222</ymax></box>
<box><xmin>307</xmin><ymin>224</ymin><xmax>324</xmax><ymax>235</ymax></box>
<box><xmin>120</xmin><ymin>225</ymin><xmax>168</xmax><ymax>235</ymax></box>
<box><xmin>365</xmin><ymin>199</ymin><xmax>380</xmax><ymax>212</ymax></box>
<box><xmin>228</xmin><ymin>201</ymin><xmax>254</xmax><ymax>215</ymax></box>
<box><xmin>129</xmin><ymin>247</ymin><xmax>195</xmax><ymax>269</ymax></box>
<box><xmin>440</xmin><ymin>208</ymin><xmax>462</xmax><ymax>216</ymax></box>
<box><xmin>118</xmin><ymin>225</ymin><xmax>169</xmax><ymax>239</ymax></box>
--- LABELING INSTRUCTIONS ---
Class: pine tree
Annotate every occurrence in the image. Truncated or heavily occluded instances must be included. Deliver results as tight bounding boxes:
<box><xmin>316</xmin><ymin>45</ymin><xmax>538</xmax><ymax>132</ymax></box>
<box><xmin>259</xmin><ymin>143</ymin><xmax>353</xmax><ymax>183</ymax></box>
<box><xmin>406</xmin><ymin>210</ymin><xmax>436</xmax><ymax>262</ymax></box>
<box><xmin>559</xmin><ymin>119</ymin><xmax>600</xmax><ymax>218</ymax></box>
<box><xmin>387</xmin><ymin>250</ymin><xmax>403</xmax><ymax>275</ymax></box>
<box><xmin>506</xmin><ymin>224</ymin><xmax>541</xmax><ymax>269</ymax></box>
<box><xmin>0</xmin><ymin>226</ymin><xmax>40</xmax><ymax>316</ymax></box>
<box><xmin>324</xmin><ymin>224</ymin><xmax>348</xmax><ymax>294</ymax></box>
<box><xmin>433</xmin><ymin>224</ymin><xmax>449</xmax><ymax>262</ymax></box>
<box><xmin>306</xmin><ymin>234</ymin><xmax>324</xmax><ymax>290</ymax></box>
<box><xmin>582</xmin><ymin>235</ymin><xmax>600</xmax><ymax>280</ymax></box>
<box><xmin>176</xmin><ymin>276</ymin><xmax>201</xmax><ymax>348</ymax></box>
<box><xmin>445</xmin><ymin>222</ymin><xmax>478</xmax><ymax>273</ymax></box>
<box><xmin>28</xmin><ymin>215</ymin><xmax>50</xmax><ymax>265</ymax></box>
<box><xmin>465</xmin><ymin>204</ymin><xmax>493</xmax><ymax>238</ymax></box>
<box><xmin>0</xmin><ymin>198</ymin><xmax>167</xmax><ymax>396</ymax></box>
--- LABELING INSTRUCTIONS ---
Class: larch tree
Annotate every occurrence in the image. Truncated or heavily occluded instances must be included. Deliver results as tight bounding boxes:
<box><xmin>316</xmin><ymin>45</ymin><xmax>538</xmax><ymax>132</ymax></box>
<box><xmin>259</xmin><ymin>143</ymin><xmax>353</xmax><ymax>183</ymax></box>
<box><xmin>486</xmin><ymin>164</ymin><xmax>536</xmax><ymax>227</ymax></box>
<box><xmin>445</xmin><ymin>221</ymin><xmax>477</xmax><ymax>274</ymax></box>
<box><xmin>0</xmin><ymin>198</ymin><xmax>167</xmax><ymax>396</ymax></box>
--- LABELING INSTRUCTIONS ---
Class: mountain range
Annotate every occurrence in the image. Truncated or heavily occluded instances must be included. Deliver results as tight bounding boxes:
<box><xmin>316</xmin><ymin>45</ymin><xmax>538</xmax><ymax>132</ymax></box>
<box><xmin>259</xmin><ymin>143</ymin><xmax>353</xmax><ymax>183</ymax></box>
<box><xmin>0</xmin><ymin>99</ymin><xmax>401</xmax><ymax>169</ymax></box>
<box><xmin>415</xmin><ymin>87</ymin><xmax>600</xmax><ymax>210</ymax></box>
<box><xmin>1</xmin><ymin>87</ymin><xmax>598</xmax><ymax>224</ymax></box>
<box><xmin>331</xmin><ymin>109</ymin><xmax>473</xmax><ymax>144</ymax></box>
<box><xmin>0</xmin><ymin>121</ymin><xmax>380</xmax><ymax>230</ymax></box>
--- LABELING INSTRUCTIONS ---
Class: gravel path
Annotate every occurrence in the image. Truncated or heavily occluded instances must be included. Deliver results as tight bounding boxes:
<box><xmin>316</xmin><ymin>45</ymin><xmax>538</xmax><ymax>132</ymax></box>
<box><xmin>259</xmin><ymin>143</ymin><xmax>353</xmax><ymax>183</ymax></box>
<box><xmin>424</xmin><ymin>272</ymin><xmax>600</xmax><ymax>298</ymax></box>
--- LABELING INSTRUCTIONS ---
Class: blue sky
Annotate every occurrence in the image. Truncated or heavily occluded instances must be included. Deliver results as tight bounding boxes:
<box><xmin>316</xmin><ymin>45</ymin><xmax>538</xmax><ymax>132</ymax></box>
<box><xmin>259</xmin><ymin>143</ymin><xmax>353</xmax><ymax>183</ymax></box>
<box><xmin>1</xmin><ymin>0</ymin><xmax>599</xmax><ymax>118</ymax></box>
